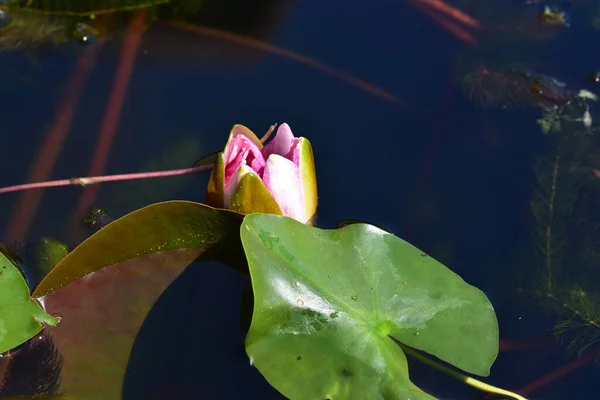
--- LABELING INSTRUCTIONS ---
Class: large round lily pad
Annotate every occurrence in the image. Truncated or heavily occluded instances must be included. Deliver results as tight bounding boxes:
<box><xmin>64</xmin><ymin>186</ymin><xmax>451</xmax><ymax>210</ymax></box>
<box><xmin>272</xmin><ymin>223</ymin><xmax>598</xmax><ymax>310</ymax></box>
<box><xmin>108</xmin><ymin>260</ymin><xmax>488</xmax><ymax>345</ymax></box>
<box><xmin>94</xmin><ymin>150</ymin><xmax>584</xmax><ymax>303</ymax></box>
<box><xmin>240</xmin><ymin>214</ymin><xmax>498</xmax><ymax>399</ymax></box>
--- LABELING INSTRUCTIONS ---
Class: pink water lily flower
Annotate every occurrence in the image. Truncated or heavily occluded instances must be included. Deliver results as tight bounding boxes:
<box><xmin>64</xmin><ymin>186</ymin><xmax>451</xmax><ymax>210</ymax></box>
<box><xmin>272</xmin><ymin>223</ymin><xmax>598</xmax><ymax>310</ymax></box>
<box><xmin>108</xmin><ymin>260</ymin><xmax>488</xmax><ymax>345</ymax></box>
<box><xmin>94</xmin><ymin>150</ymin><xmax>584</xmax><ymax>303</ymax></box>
<box><xmin>206</xmin><ymin>124</ymin><xmax>318</xmax><ymax>225</ymax></box>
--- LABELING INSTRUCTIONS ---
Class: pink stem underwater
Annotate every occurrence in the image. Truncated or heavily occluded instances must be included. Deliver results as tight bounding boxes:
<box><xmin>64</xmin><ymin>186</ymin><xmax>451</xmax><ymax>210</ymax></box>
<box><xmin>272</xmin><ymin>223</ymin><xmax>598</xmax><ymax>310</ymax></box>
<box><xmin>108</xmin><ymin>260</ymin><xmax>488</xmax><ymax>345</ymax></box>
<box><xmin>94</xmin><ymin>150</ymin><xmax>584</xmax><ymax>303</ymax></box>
<box><xmin>71</xmin><ymin>10</ymin><xmax>147</xmax><ymax>229</ymax></box>
<box><xmin>0</xmin><ymin>166</ymin><xmax>212</xmax><ymax>195</ymax></box>
<box><xmin>4</xmin><ymin>42</ymin><xmax>102</xmax><ymax>244</ymax></box>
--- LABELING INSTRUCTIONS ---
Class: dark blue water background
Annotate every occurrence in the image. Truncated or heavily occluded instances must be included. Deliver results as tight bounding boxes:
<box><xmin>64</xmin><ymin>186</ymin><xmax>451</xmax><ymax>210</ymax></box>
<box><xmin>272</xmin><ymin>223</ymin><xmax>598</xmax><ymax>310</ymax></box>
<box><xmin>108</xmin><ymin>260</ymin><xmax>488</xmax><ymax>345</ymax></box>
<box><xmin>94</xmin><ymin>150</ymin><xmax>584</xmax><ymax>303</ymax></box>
<box><xmin>1</xmin><ymin>0</ymin><xmax>599</xmax><ymax>399</ymax></box>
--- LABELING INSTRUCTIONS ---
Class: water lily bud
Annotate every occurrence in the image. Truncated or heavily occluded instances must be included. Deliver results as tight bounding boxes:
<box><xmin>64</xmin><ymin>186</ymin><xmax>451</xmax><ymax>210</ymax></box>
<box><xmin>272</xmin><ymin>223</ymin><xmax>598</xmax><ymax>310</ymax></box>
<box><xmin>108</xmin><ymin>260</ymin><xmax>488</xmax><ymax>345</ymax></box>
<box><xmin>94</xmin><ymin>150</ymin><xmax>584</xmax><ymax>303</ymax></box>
<box><xmin>206</xmin><ymin>124</ymin><xmax>317</xmax><ymax>225</ymax></box>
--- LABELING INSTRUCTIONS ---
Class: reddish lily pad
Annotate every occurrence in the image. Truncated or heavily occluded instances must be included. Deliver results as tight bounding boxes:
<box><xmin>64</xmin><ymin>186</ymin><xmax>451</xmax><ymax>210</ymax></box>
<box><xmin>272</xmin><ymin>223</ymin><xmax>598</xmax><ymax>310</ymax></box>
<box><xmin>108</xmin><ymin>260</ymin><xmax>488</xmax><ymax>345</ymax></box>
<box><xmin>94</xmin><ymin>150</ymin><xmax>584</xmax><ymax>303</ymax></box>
<box><xmin>27</xmin><ymin>201</ymin><xmax>245</xmax><ymax>399</ymax></box>
<box><xmin>33</xmin><ymin>200</ymin><xmax>246</xmax><ymax>298</ymax></box>
<box><xmin>41</xmin><ymin>248</ymin><xmax>199</xmax><ymax>400</ymax></box>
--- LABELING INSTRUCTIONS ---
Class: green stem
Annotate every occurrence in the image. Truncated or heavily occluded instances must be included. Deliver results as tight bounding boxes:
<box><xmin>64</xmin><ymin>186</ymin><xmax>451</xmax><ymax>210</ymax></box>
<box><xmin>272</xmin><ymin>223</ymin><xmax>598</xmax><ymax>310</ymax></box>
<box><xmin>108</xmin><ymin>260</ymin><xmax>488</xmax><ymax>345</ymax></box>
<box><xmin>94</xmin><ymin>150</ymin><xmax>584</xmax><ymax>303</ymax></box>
<box><xmin>397</xmin><ymin>341</ymin><xmax>528</xmax><ymax>400</ymax></box>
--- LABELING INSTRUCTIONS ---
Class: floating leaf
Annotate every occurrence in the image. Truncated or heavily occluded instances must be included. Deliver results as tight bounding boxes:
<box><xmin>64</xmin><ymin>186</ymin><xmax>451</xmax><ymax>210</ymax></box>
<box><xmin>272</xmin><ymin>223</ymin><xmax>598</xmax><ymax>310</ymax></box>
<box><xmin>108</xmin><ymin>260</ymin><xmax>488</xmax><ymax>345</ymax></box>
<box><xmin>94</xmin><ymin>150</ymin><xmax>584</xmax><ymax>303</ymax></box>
<box><xmin>240</xmin><ymin>215</ymin><xmax>498</xmax><ymax>399</ymax></box>
<box><xmin>0</xmin><ymin>243</ymin><xmax>59</xmax><ymax>354</ymax></box>
<box><xmin>21</xmin><ymin>238</ymin><xmax>70</xmax><ymax>289</ymax></box>
<box><xmin>41</xmin><ymin>248</ymin><xmax>199</xmax><ymax>400</ymax></box>
<box><xmin>33</xmin><ymin>200</ymin><xmax>246</xmax><ymax>298</ymax></box>
<box><xmin>22</xmin><ymin>201</ymin><xmax>244</xmax><ymax>399</ymax></box>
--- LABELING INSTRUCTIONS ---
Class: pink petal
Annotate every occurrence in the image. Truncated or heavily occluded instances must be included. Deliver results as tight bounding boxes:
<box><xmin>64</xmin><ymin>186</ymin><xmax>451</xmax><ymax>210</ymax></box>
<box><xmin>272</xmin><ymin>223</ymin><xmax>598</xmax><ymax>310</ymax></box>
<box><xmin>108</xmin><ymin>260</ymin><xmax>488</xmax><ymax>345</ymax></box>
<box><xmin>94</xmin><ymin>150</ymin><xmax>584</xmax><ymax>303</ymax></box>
<box><xmin>224</xmin><ymin>135</ymin><xmax>264</xmax><ymax>185</ymax></box>
<box><xmin>289</xmin><ymin>137</ymin><xmax>301</xmax><ymax>165</ymax></box>
<box><xmin>262</xmin><ymin>154</ymin><xmax>305</xmax><ymax>222</ymax></box>
<box><xmin>262</xmin><ymin>123</ymin><xmax>296</xmax><ymax>161</ymax></box>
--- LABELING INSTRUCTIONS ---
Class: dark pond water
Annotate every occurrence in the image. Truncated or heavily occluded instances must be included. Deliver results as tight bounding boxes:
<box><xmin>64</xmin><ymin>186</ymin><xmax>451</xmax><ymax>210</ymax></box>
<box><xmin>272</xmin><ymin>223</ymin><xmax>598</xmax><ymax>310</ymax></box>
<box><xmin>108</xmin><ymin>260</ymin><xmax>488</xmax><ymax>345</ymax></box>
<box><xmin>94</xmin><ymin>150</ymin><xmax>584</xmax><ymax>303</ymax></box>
<box><xmin>1</xmin><ymin>0</ymin><xmax>600</xmax><ymax>399</ymax></box>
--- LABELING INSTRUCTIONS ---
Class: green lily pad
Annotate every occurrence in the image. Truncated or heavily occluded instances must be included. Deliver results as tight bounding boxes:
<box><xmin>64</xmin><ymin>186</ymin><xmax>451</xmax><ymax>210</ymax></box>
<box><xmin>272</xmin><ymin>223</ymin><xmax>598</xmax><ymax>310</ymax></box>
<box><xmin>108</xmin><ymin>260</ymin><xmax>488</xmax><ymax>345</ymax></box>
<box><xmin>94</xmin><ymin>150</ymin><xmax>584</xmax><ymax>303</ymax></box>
<box><xmin>0</xmin><ymin>242</ymin><xmax>60</xmax><ymax>354</ymax></box>
<box><xmin>21</xmin><ymin>237</ymin><xmax>70</xmax><ymax>289</ymax></box>
<box><xmin>240</xmin><ymin>214</ymin><xmax>499</xmax><ymax>400</ymax></box>
<box><xmin>33</xmin><ymin>200</ymin><xmax>246</xmax><ymax>298</ymax></box>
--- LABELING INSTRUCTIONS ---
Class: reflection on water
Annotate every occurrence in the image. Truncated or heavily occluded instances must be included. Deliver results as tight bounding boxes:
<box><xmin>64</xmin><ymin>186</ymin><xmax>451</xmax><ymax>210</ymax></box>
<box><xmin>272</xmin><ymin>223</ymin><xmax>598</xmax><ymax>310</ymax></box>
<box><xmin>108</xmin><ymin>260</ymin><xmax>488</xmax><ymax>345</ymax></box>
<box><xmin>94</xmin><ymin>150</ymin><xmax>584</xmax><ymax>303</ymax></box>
<box><xmin>0</xmin><ymin>330</ymin><xmax>62</xmax><ymax>397</ymax></box>
<box><xmin>0</xmin><ymin>0</ymin><xmax>600</xmax><ymax>399</ymax></box>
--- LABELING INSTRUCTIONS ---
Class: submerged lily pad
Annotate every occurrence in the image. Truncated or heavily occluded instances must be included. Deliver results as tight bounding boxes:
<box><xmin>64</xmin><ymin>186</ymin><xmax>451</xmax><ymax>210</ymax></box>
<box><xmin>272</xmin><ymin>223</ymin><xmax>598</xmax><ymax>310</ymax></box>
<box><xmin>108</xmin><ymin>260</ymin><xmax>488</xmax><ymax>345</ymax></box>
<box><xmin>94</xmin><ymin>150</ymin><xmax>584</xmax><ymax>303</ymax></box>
<box><xmin>24</xmin><ymin>201</ymin><xmax>244</xmax><ymax>399</ymax></box>
<box><xmin>21</xmin><ymin>237</ymin><xmax>70</xmax><ymax>289</ymax></box>
<box><xmin>42</xmin><ymin>248</ymin><xmax>200</xmax><ymax>400</ymax></box>
<box><xmin>0</xmin><ymin>242</ymin><xmax>60</xmax><ymax>354</ymax></box>
<box><xmin>240</xmin><ymin>215</ymin><xmax>498</xmax><ymax>399</ymax></box>
<box><xmin>33</xmin><ymin>200</ymin><xmax>246</xmax><ymax>298</ymax></box>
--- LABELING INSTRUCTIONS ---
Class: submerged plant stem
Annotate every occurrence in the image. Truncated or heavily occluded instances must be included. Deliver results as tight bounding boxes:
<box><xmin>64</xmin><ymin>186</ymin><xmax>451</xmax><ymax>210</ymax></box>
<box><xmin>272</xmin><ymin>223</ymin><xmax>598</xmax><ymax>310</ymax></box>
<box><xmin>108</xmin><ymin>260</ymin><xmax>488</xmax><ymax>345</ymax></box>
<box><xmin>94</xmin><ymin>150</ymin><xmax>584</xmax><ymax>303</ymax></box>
<box><xmin>545</xmin><ymin>155</ymin><xmax>560</xmax><ymax>291</ymax></box>
<box><xmin>70</xmin><ymin>9</ymin><xmax>147</xmax><ymax>233</ymax></box>
<box><xmin>0</xmin><ymin>165</ymin><xmax>212</xmax><ymax>195</ymax></box>
<box><xmin>5</xmin><ymin>41</ymin><xmax>102</xmax><ymax>244</ymax></box>
<box><xmin>156</xmin><ymin>21</ymin><xmax>415</xmax><ymax>112</ymax></box>
<box><xmin>396</xmin><ymin>340</ymin><xmax>528</xmax><ymax>400</ymax></box>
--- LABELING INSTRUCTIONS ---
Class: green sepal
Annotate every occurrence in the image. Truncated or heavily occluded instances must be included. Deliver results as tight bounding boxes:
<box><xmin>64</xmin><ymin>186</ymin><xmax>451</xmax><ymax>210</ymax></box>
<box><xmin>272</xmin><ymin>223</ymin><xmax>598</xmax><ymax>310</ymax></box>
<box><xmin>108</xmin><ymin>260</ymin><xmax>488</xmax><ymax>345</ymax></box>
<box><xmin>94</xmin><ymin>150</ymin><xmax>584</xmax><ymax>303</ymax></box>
<box><xmin>229</xmin><ymin>171</ymin><xmax>283</xmax><ymax>216</ymax></box>
<box><xmin>298</xmin><ymin>137</ymin><xmax>318</xmax><ymax>225</ymax></box>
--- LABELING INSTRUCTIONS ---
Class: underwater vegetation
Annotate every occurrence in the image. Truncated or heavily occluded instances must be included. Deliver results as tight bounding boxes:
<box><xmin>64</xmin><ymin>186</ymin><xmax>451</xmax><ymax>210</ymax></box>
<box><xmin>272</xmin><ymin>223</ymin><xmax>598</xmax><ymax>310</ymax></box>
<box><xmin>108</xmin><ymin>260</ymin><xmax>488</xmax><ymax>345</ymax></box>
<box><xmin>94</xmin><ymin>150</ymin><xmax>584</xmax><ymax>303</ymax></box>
<box><xmin>528</xmin><ymin>128</ymin><xmax>600</xmax><ymax>361</ymax></box>
<box><xmin>461</xmin><ymin>65</ymin><xmax>584</xmax><ymax>111</ymax></box>
<box><xmin>0</xmin><ymin>0</ymin><xmax>205</xmax><ymax>49</ymax></box>
<box><xmin>461</xmin><ymin>58</ymin><xmax>600</xmax><ymax>369</ymax></box>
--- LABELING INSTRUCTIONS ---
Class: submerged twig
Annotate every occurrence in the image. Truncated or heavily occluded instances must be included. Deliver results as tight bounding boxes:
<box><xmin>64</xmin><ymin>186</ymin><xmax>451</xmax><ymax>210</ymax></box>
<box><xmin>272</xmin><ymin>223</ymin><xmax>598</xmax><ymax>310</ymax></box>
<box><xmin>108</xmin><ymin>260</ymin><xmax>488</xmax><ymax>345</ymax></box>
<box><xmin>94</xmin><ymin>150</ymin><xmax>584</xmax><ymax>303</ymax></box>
<box><xmin>516</xmin><ymin>347</ymin><xmax>600</xmax><ymax>396</ymax></box>
<box><xmin>5</xmin><ymin>41</ymin><xmax>102</xmax><ymax>244</ymax></box>
<box><xmin>0</xmin><ymin>165</ymin><xmax>212</xmax><ymax>195</ymax></box>
<box><xmin>70</xmin><ymin>9</ymin><xmax>147</xmax><ymax>231</ymax></box>
<box><xmin>157</xmin><ymin>21</ymin><xmax>416</xmax><ymax>112</ymax></box>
